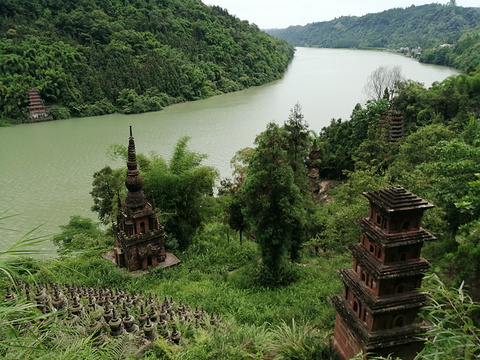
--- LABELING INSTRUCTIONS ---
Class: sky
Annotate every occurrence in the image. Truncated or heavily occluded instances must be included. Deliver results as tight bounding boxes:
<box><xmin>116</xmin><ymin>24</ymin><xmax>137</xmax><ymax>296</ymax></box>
<box><xmin>203</xmin><ymin>0</ymin><xmax>480</xmax><ymax>29</ymax></box>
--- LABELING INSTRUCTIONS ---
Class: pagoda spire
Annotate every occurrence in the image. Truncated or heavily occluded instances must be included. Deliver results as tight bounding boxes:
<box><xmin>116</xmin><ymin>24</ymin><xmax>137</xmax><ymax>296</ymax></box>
<box><xmin>124</xmin><ymin>126</ymin><xmax>147</xmax><ymax>209</ymax></box>
<box><xmin>112</xmin><ymin>126</ymin><xmax>172</xmax><ymax>271</ymax></box>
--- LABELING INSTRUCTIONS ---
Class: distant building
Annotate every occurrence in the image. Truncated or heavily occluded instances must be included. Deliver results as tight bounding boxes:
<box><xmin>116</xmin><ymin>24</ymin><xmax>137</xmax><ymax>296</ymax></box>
<box><xmin>329</xmin><ymin>186</ymin><xmax>435</xmax><ymax>359</ymax></box>
<box><xmin>26</xmin><ymin>86</ymin><xmax>50</xmax><ymax>122</ymax></box>
<box><xmin>383</xmin><ymin>106</ymin><xmax>404</xmax><ymax>143</ymax></box>
<box><xmin>113</xmin><ymin>127</ymin><xmax>167</xmax><ymax>271</ymax></box>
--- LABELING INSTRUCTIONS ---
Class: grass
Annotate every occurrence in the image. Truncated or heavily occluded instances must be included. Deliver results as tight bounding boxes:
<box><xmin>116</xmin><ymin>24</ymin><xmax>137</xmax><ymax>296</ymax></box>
<box><xmin>0</xmin><ymin>214</ymin><xmax>349</xmax><ymax>359</ymax></box>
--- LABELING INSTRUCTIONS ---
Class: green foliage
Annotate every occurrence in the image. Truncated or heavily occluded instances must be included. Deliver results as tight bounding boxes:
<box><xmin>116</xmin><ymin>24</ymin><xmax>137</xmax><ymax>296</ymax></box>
<box><xmin>444</xmin><ymin>219</ymin><xmax>480</xmax><ymax>302</ymax></box>
<box><xmin>0</xmin><ymin>204</ymin><xmax>349</xmax><ymax>360</ymax></box>
<box><xmin>143</xmin><ymin>136</ymin><xmax>218</xmax><ymax>250</ymax></box>
<box><xmin>419</xmin><ymin>26</ymin><xmax>480</xmax><ymax>72</ymax></box>
<box><xmin>90</xmin><ymin>166</ymin><xmax>124</xmax><ymax>225</ymax></box>
<box><xmin>388</xmin><ymin>124</ymin><xmax>456</xmax><ymax>180</ymax></box>
<box><xmin>284</xmin><ymin>103</ymin><xmax>310</xmax><ymax>173</ymax></box>
<box><xmin>267</xmin><ymin>4</ymin><xmax>480</xmax><ymax>52</ymax></box>
<box><xmin>0</xmin><ymin>212</ymin><xmax>50</xmax><ymax>285</ymax></box>
<box><xmin>240</xmin><ymin>123</ymin><xmax>308</xmax><ymax>285</ymax></box>
<box><xmin>265</xmin><ymin>319</ymin><xmax>333</xmax><ymax>360</ymax></box>
<box><xmin>418</xmin><ymin>139</ymin><xmax>480</xmax><ymax>232</ymax></box>
<box><xmin>317</xmin><ymin>99</ymin><xmax>390</xmax><ymax>179</ymax></box>
<box><xmin>417</xmin><ymin>274</ymin><xmax>480</xmax><ymax>360</ymax></box>
<box><xmin>0</xmin><ymin>0</ymin><xmax>294</xmax><ymax>124</ymax></box>
<box><xmin>394</xmin><ymin>70</ymin><xmax>480</xmax><ymax>130</ymax></box>
<box><xmin>91</xmin><ymin>136</ymin><xmax>218</xmax><ymax>250</ymax></box>
<box><xmin>349</xmin><ymin>275</ymin><xmax>480</xmax><ymax>360</ymax></box>
<box><xmin>309</xmin><ymin>167</ymin><xmax>390</xmax><ymax>254</ymax></box>
<box><xmin>51</xmin><ymin>215</ymin><xmax>106</xmax><ymax>254</ymax></box>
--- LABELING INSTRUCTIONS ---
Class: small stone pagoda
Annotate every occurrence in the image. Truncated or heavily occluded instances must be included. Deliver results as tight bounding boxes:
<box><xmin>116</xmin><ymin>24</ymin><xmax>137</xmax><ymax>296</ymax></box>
<box><xmin>329</xmin><ymin>186</ymin><xmax>436</xmax><ymax>359</ymax></box>
<box><xmin>26</xmin><ymin>86</ymin><xmax>50</xmax><ymax>122</ymax></box>
<box><xmin>113</xmin><ymin>127</ymin><xmax>166</xmax><ymax>271</ymax></box>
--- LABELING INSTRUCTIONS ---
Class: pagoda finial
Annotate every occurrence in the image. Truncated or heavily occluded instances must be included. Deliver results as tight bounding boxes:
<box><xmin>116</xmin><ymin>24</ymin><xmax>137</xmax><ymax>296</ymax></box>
<box><xmin>124</xmin><ymin>127</ymin><xmax>147</xmax><ymax>208</ymax></box>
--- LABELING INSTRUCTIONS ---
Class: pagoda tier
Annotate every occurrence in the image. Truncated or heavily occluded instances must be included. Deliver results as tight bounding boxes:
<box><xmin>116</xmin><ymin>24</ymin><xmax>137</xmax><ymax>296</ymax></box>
<box><xmin>26</xmin><ymin>87</ymin><xmax>50</xmax><ymax>122</ymax></box>
<box><xmin>329</xmin><ymin>186</ymin><xmax>435</xmax><ymax>360</ymax></box>
<box><xmin>113</xmin><ymin>127</ymin><xmax>166</xmax><ymax>271</ymax></box>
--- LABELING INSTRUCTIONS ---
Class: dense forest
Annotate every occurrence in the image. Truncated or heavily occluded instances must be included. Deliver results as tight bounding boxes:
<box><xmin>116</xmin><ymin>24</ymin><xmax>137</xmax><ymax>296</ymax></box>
<box><xmin>266</xmin><ymin>3</ymin><xmax>480</xmax><ymax>71</ymax></box>
<box><xmin>0</xmin><ymin>0</ymin><xmax>294</xmax><ymax>125</ymax></box>
<box><xmin>418</xmin><ymin>25</ymin><xmax>480</xmax><ymax>72</ymax></box>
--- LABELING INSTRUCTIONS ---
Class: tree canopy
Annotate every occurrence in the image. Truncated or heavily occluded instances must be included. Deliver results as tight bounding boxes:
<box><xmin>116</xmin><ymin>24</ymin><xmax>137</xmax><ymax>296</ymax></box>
<box><xmin>0</xmin><ymin>0</ymin><xmax>294</xmax><ymax>124</ymax></box>
<box><xmin>266</xmin><ymin>4</ymin><xmax>480</xmax><ymax>52</ymax></box>
<box><xmin>240</xmin><ymin>122</ymin><xmax>308</xmax><ymax>285</ymax></box>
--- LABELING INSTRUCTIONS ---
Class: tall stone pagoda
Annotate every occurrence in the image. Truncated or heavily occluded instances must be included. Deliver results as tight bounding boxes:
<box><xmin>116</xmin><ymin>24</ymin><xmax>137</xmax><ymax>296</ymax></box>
<box><xmin>329</xmin><ymin>186</ymin><xmax>436</xmax><ymax>359</ymax></box>
<box><xmin>26</xmin><ymin>86</ymin><xmax>50</xmax><ymax>122</ymax></box>
<box><xmin>113</xmin><ymin>127</ymin><xmax>166</xmax><ymax>271</ymax></box>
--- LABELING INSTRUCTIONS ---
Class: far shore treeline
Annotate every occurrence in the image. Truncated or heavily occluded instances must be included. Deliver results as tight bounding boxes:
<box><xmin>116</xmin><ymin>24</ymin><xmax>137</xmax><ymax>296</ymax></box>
<box><xmin>0</xmin><ymin>0</ymin><xmax>294</xmax><ymax>125</ymax></box>
<box><xmin>267</xmin><ymin>3</ymin><xmax>480</xmax><ymax>73</ymax></box>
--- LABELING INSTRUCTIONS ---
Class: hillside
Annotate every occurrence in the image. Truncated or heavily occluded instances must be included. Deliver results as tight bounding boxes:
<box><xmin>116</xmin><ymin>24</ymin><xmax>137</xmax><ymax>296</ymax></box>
<box><xmin>419</xmin><ymin>25</ymin><xmax>480</xmax><ymax>72</ymax></box>
<box><xmin>266</xmin><ymin>3</ymin><xmax>480</xmax><ymax>51</ymax></box>
<box><xmin>0</xmin><ymin>0</ymin><xmax>294</xmax><ymax>124</ymax></box>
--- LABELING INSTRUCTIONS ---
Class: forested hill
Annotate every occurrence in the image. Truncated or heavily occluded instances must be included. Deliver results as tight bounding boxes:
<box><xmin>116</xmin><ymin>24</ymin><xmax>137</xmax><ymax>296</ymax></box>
<box><xmin>266</xmin><ymin>3</ymin><xmax>480</xmax><ymax>51</ymax></box>
<box><xmin>0</xmin><ymin>0</ymin><xmax>294</xmax><ymax>124</ymax></box>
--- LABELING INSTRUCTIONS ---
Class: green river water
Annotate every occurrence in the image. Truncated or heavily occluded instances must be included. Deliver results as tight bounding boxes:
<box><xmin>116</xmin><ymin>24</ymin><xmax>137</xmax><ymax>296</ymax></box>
<box><xmin>0</xmin><ymin>47</ymin><xmax>459</xmax><ymax>252</ymax></box>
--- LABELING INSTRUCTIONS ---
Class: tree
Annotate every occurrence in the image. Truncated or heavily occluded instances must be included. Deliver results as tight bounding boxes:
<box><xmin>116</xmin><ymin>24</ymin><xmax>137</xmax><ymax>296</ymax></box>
<box><xmin>90</xmin><ymin>137</ymin><xmax>217</xmax><ymax>250</ymax></box>
<box><xmin>309</xmin><ymin>166</ymin><xmax>390</xmax><ymax>254</ymax></box>
<box><xmin>283</xmin><ymin>103</ymin><xmax>313</xmax><ymax>260</ymax></box>
<box><xmin>90</xmin><ymin>166</ymin><xmax>124</xmax><ymax>225</ymax></box>
<box><xmin>363</xmin><ymin>65</ymin><xmax>404</xmax><ymax>100</ymax></box>
<box><xmin>419</xmin><ymin>139</ymin><xmax>480</xmax><ymax>233</ymax></box>
<box><xmin>52</xmin><ymin>215</ymin><xmax>104</xmax><ymax>254</ymax></box>
<box><xmin>142</xmin><ymin>137</ymin><xmax>218</xmax><ymax>250</ymax></box>
<box><xmin>241</xmin><ymin>123</ymin><xmax>307</xmax><ymax>285</ymax></box>
<box><xmin>228</xmin><ymin>195</ymin><xmax>247</xmax><ymax>244</ymax></box>
<box><xmin>387</xmin><ymin>124</ymin><xmax>456</xmax><ymax>180</ymax></box>
<box><xmin>284</xmin><ymin>103</ymin><xmax>309</xmax><ymax>173</ymax></box>
<box><xmin>0</xmin><ymin>0</ymin><xmax>294</xmax><ymax>124</ymax></box>
<box><xmin>445</xmin><ymin>219</ymin><xmax>480</xmax><ymax>303</ymax></box>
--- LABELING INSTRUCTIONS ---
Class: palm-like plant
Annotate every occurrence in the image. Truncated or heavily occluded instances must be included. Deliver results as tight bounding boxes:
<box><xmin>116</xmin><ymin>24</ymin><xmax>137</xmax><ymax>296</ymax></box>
<box><xmin>266</xmin><ymin>319</ymin><xmax>333</xmax><ymax>360</ymax></box>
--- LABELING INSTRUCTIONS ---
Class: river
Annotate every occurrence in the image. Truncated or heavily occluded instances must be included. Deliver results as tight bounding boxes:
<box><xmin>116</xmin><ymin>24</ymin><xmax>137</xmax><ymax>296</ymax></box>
<box><xmin>0</xmin><ymin>47</ymin><xmax>459</xmax><ymax>251</ymax></box>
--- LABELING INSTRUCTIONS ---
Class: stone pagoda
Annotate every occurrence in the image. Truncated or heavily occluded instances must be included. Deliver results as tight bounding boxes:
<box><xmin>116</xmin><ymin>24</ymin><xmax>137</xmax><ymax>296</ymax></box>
<box><xmin>307</xmin><ymin>139</ymin><xmax>321</xmax><ymax>197</ymax></box>
<box><xmin>329</xmin><ymin>186</ymin><xmax>436</xmax><ymax>359</ymax></box>
<box><xmin>113</xmin><ymin>127</ymin><xmax>166</xmax><ymax>271</ymax></box>
<box><xmin>26</xmin><ymin>86</ymin><xmax>50</xmax><ymax>122</ymax></box>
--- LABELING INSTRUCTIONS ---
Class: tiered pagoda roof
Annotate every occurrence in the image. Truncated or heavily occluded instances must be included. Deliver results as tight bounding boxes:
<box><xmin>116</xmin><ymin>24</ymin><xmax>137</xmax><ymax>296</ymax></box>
<box><xmin>26</xmin><ymin>86</ymin><xmax>50</xmax><ymax>122</ymax></box>
<box><xmin>363</xmin><ymin>186</ymin><xmax>434</xmax><ymax>213</ymax></box>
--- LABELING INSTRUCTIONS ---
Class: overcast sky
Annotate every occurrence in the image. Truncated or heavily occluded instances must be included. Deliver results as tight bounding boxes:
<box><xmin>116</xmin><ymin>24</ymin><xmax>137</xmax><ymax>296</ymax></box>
<box><xmin>203</xmin><ymin>0</ymin><xmax>480</xmax><ymax>29</ymax></box>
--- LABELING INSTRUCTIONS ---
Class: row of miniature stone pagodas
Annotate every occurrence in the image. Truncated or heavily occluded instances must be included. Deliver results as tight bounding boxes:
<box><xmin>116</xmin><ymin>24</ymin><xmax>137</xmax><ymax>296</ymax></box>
<box><xmin>4</xmin><ymin>281</ymin><xmax>221</xmax><ymax>345</ymax></box>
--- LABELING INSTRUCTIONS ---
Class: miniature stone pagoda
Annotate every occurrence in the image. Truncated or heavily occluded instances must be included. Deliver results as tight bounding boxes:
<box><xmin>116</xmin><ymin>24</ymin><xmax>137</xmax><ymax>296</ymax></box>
<box><xmin>26</xmin><ymin>86</ymin><xmax>50</xmax><ymax>122</ymax></box>
<box><xmin>329</xmin><ymin>186</ymin><xmax>436</xmax><ymax>360</ymax></box>
<box><xmin>113</xmin><ymin>127</ymin><xmax>166</xmax><ymax>271</ymax></box>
